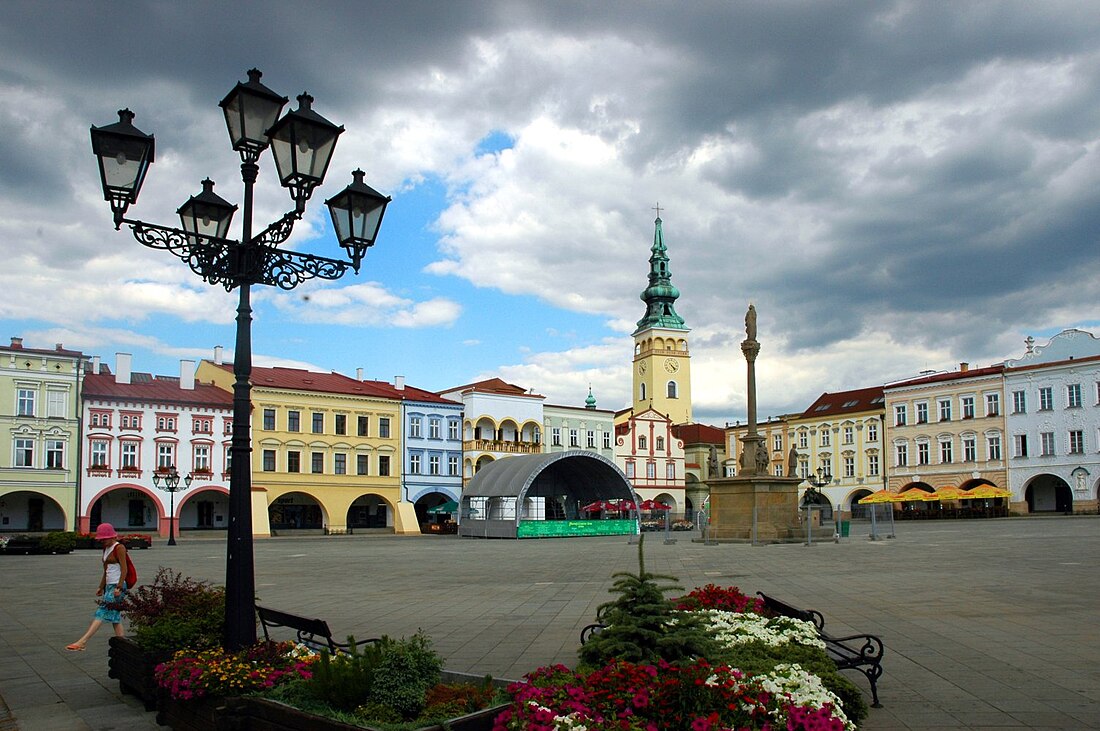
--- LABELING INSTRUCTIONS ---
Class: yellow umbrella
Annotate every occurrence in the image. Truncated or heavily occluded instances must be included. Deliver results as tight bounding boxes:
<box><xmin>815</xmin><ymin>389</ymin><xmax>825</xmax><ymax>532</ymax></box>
<box><xmin>894</xmin><ymin>488</ymin><xmax>937</xmax><ymax>502</ymax></box>
<box><xmin>927</xmin><ymin>486</ymin><xmax>968</xmax><ymax>501</ymax></box>
<box><xmin>965</xmin><ymin>485</ymin><xmax>1012</xmax><ymax>499</ymax></box>
<box><xmin>858</xmin><ymin>489</ymin><xmax>899</xmax><ymax>504</ymax></box>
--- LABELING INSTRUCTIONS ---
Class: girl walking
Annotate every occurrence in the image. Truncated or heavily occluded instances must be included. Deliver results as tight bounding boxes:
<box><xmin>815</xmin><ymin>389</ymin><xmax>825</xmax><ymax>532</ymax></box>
<box><xmin>66</xmin><ymin>523</ymin><xmax>129</xmax><ymax>651</ymax></box>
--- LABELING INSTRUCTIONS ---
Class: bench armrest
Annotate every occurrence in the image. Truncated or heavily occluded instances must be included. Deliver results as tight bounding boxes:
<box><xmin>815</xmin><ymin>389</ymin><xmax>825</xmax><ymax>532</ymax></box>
<box><xmin>825</xmin><ymin>633</ymin><xmax>884</xmax><ymax>661</ymax></box>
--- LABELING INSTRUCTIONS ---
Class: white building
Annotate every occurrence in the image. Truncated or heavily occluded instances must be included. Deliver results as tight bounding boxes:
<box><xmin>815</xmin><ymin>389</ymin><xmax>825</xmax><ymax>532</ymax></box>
<box><xmin>438</xmin><ymin>378</ymin><xmax>544</xmax><ymax>483</ymax></box>
<box><xmin>80</xmin><ymin>354</ymin><xmax>233</xmax><ymax>536</ymax></box>
<box><xmin>1003</xmin><ymin>329</ymin><xmax>1100</xmax><ymax>513</ymax></box>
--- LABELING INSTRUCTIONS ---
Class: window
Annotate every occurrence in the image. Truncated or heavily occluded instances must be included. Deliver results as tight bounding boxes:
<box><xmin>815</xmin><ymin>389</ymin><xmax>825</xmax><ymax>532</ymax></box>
<box><xmin>533</xmin><ymin>427</ymin><xmax>541</xmax><ymax>444</ymax></box>
<box><xmin>939</xmin><ymin>439</ymin><xmax>953</xmax><ymax>464</ymax></box>
<box><xmin>225</xmin><ymin>446</ymin><xmax>233</xmax><ymax>473</ymax></box>
<box><xmin>895</xmin><ymin>443</ymin><xmax>908</xmax><ymax>467</ymax></box>
<box><xmin>121</xmin><ymin>441</ymin><xmax>138</xmax><ymax>469</ymax></box>
<box><xmin>1067</xmin><ymin>383</ymin><xmax>1082</xmax><ymax>408</ymax></box>
<box><xmin>263</xmin><ymin>409</ymin><xmax>276</xmax><ymax>430</ymax></box>
<box><xmin>90</xmin><ymin>440</ymin><xmax>108</xmax><ymax>467</ymax></box>
<box><xmin>1039</xmin><ymin>387</ymin><xmax>1053</xmax><ymax>411</ymax></box>
<box><xmin>335</xmin><ymin>414</ymin><xmax>347</xmax><ymax>435</ymax></box>
<box><xmin>193</xmin><ymin>444</ymin><xmax>210</xmax><ymax>472</ymax></box>
<box><xmin>429</xmin><ymin>419</ymin><xmax>440</xmax><ymax>439</ymax></box>
<box><xmin>334</xmin><ymin>453</ymin><xmax>347</xmax><ymax>475</ymax></box>
<box><xmin>1013</xmin><ymin>435</ymin><xmax>1028</xmax><ymax>458</ymax></box>
<box><xmin>985</xmin><ymin>393</ymin><xmax>999</xmax><ymax>417</ymax></box>
<box><xmin>844</xmin><ymin>456</ymin><xmax>855</xmax><ymax>478</ymax></box>
<box><xmin>938</xmin><ymin>399</ymin><xmax>952</xmax><ymax>422</ymax></box>
<box><xmin>379</xmin><ymin>455</ymin><xmax>391</xmax><ymax>476</ymax></box>
<box><xmin>410</xmin><ymin>454</ymin><xmax>421</xmax><ymax>474</ymax></box>
<box><xmin>667</xmin><ymin>381</ymin><xmax>678</xmax><ymax>398</ymax></box>
<box><xmin>1069</xmin><ymin>430</ymin><xmax>1084</xmax><ymax>454</ymax></box>
<box><xmin>665</xmin><ymin>462</ymin><xmax>675</xmax><ymax>479</ymax></box>
<box><xmin>551</xmin><ymin>427</ymin><xmax>561</xmax><ymax>446</ymax></box>
<box><xmin>916</xmin><ymin>402</ymin><xmax>928</xmax><ymax>424</ymax></box>
<box><xmin>157</xmin><ymin>443</ymin><xmax>175</xmax><ymax>469</ymax></box>
<box><xmin>448</xmin><ymin>420</ymin><xmax>459</xmax><ymax>441</ymax></box>
<box><xmin>120</xmin><ymin>412</ymin><xmax>142</xmax><ymax>429</ymax></box>
<box><xmin>655</xmin><ymin>436</ymin><xmax>665</xmax><ymax>451</ymax></box>
<box><xmin>1040</xmin><ymin>431</ymin><xmax>1056</xmax><ymax>456</ymax></box>
<box><xmin>46</xmin><ymin>440</ymin><xmax>64</xmax><ymax>469</ymax></box>
<box><xmin>962</xmin><ymin>396</ymin><xmax>975</xmax><ymax>419</ymax></box>
<box><xmin>357</xmin><ymin>454</ymin><xmax>369</xmax><ymax>475</ymax></box>
<box><xmin>287</xmin><ymin>451</ymin><xmax>301</xmax><ymax>473</ymax></box>
<box><xmin>867</xmin><ymin>422</ymin><xmax>878</xmax><ymax>442</ymax></box>
<box><xmin>987</xmin><ymin>435</ymin><xmax>1002</xmax><ymax>461</ymax></box>
<box><xmin>639</xmin><ymin>383</ymin><xmax>646</xmax><ymax>401</ymax></box>
<box><xmin>569</xmin><ymin>429</ymin><xmax>579</xmax><ymax>447</ymax></box>
<box><xmin>799</xmin><ymin>459</ymin><xmax>809</xmax><ymax>478</ymax></box>
<box><xmin>311</xmin><ymin>452</ymin><xmax>324</xmax><ymax>473</ymax></box>
<box><xmin>963</xmin><ymin>436</ymin><xmax>976</xmax><ymax>462</ymax></box>
<box><xmin>156</xmin><ymin>415</ymin><xmax>177</xmax><ymax>432</ymax></box>
<box><xmin>798</xmin><ymin>431</ymin><xmax>808</xmax><ymax>449</ymax></box>
<box><xmin>819</xmin><ymin>459</ymin><xmax>832</xmax><ymax>479</ymax></box>
<box><xmin>448</xmin><ymin>455</ymin><xmax>459</xmax><ymax>476</ymax></box>
<box><xmin>410</xmin><ymin>417</ymin><xmax>422</xmax><ymax>438</ymax></box>
<box><xmin>262</xmin><ymin>450</ymin><xmax>276</xmax><ymax>471</ymax></box>
<box><xmin>638</xmin><ymin>435</ymin><xmax>647</xmax><ymax>450</ymax></box>
<box><xmin>603</xmin><ymin>432</ymin><xmax>611</xmax><ymax>449</ymax></box>
<box><xmin>1012</xmin><ymin>390</ymin><xmax>1026</xmax><ymax>414</ymax></box>
<box><xmin>868</xmin><ymin>453</ymin><xmax>880</xmax><ymax>477</ymax></box>
<box><xmin>193</xmin><ymin>417</ymin><xmax>213</xmax><ymax>434</ymax></box>
<box><xmin>646</xmin><ymin>462</ymin><xmax>656</xmax><ymax>479</ymax></box>
<box><xmin>774</xmin><ymin>434</ymin><xmax>783</xmax><ymax>451</ymax></box>
<box><xmin>16</xmin><ymin>388</ymin><xmax>35</xmax><ymax>417</ymax></box>
<box><xmin>820</xmin><ymin>429</ymin><xmax>831</xmax><ymax>447</ymax></box>
<box><xmin>894</xmin><ymin>404</ymin><xmax>907</xmax><ymax>427</ymax></box>
<box><xmin>429</xmin><ymin>455</ymin><xmax>440</xmax><ymax>475</ymax></box>
<box><xmin>625</xmin><ymin>462</ymin><xmax>636</xmax><ymax>479</ymax></box>
<box><xmin>775</xmin><ymin>464</ymin><xmax>784</xmax><ymax>477</ymax></box>
<box><xmin>843</xmin><ymin>426</ymin><xmax>854</xmax><ymax>445</ymax></box>
<box><xmin>917</xmin><ymin>442</ymin><xmax>930</xmax><ymax>465</ymax></box>
<box><xmin>379</xmin><ymin>418</ymin><xmax>391</xmax><ymax>439</ymax></box>
<box><xmin>358</xmin><ymin>415</ymin><xmax>369</xmax><ymax>437</ymax></box>
<box><xmin>312</xmin><ymin>412</ymin><xmax>324</xmax><ymax>434</ymax></box>
<box><xmin>14</xmin><ymin>438</ymin><xmax>34</xmax><ymax>467</ymax></box>
<box><xmin>47</xmin><ymin>390</ymin><xmax>66</xmax><ymax>418</ymax></box>
<box><xmin>587</xmin><ymin>430</ymin><xmax>596</xmax><ymax>448</ymax></box>
<box><xmin>223</xmin><ymin>418</ymin><xmax>233</xmax><ymax>435</ymax></box>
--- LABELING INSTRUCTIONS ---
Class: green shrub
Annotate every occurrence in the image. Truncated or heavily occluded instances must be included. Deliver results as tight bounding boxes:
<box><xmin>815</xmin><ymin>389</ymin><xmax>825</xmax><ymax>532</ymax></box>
<box><xmin>307</xmin><ymin>637</ymin><xmax>385</xmax><ymax>711</ymax></box>
<box><xmin>40</xmin><ymin>531</ymin><xmax>76</xmax><ymax>553</ymax></box>
<box><xmin>369</xmin><ymin>631</ymin><xmax>442</xmax><ymax>719</ymax></box>
<box><xmin>123</xmin><ymin>567</ymin><xmax>224</xmax><ymax>654</ymax></box>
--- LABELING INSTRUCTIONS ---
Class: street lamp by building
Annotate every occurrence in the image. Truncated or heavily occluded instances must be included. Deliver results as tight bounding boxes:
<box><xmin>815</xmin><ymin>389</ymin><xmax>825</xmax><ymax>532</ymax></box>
<box><xmin>152</xmin><ymin>468</ymin><xmax>193</xmax><ymax>546</ymax></box>
<box><xmin>90</xmin><ymin>69</ymin><xmax>390</xmax><ymax>650</ymax></box>
<box><xmin>801</xmin><ymin>466</ymin><xmax>832</xmax><ymax>545</ymax></box>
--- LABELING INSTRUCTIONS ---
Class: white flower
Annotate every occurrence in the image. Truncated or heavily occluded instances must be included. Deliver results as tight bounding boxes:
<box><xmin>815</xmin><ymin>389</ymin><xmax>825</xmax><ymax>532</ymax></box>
<box><xmin>756</xmin><ymin>663</ymin><xmax>855</xmax><ymax>731</ymax></box>
<box><xmin>694</xmin><ymin>610</ymin><xmax>826</xmax><ymax>649</ymax></box>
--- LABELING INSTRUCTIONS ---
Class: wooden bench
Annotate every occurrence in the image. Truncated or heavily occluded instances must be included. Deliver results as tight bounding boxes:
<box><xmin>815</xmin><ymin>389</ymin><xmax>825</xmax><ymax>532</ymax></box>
<box><xmin>256</xmin><ymin>605</ymin><xmax>378</xmax><ymax>654</ymax></box>
<box><xmin>756</xmin><ymin>592</ymin><xmax>884</xmax><ymax>708</ymax></box>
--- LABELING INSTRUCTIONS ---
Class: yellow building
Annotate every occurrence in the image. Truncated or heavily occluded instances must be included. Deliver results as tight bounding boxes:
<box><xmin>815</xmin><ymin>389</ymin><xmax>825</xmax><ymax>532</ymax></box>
<box><xmin>196</xmin><ymin>360</ymin><xmax>417</xmax><ymax>535</ymax></box>
<box><xmin>725</xmin><ymin>416</ymin><xmax>796</xmax><ymax>480</ymax></box>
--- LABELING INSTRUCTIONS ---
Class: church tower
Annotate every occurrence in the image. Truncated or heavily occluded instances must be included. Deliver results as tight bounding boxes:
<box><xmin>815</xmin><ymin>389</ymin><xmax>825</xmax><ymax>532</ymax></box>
<box><xmin>632</xmin><ymin>214</ymin><xmax>692</xmax><ymax>424</ymax></box>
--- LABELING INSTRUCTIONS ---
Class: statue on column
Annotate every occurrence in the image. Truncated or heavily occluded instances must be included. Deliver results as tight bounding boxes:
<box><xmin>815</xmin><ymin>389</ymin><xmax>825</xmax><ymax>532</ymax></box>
<box><xmin>745</xmin><ymin>303</ymin><xmax>757</xmax><ymax>341</ymax></box>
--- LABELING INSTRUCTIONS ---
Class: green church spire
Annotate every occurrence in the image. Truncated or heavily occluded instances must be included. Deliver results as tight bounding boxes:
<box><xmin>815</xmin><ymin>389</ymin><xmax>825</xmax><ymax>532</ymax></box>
<box><xmin>585</xmin><ymin>385</ymin><xmax>597</xmax><ymax>409</ymax></box>
<box><xmin>633</xmin><ymin>215</ymin><xmax>687</xmax><ymax>335</ymax></box>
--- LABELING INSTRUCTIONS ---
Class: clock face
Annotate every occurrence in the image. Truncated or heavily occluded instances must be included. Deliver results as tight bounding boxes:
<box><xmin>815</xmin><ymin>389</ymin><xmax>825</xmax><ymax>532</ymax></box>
<box><xmin>664</xmin><ymin>358</ymin><xmax>679</xmax><ymax>373</ymax></box>
<box><xmin>638</xmin><ymin>361</ymin><xmax>647</xmax><ymax>374</ymax></box>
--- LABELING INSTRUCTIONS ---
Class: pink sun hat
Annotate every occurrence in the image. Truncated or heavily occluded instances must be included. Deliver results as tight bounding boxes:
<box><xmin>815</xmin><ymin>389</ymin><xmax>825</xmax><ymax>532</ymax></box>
<box><xmin>94</xmin><ymin>523</ymin><xmax>118</xmax><ymax>540</ymax></box>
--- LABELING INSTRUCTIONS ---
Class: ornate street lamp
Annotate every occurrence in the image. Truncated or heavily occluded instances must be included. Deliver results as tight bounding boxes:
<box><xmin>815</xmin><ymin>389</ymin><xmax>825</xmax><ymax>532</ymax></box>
<box><xmin>152</xmin><ymin>468</ymin><xmax>194</xmax><ymax>546</ymax></box>
<box><xmin>90</xmin><ymin>69</ymin><xmax>390</xmax><ymax>650</ymax></box>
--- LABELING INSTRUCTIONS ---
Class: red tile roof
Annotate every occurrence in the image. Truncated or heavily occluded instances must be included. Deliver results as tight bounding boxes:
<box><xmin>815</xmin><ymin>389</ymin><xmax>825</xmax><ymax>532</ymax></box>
<box><xmin>799</xmin><ymin>385</ymin><xmax>885</xmax><ymax>419</ymax></box>
<box><xmin>441</xmin><ymin>377</ymin><xmax>545</xmax><ymax>399</ymax></box>
<box><xmin>210</xmin><ymin>363</ymin><xmax>390</xmax><ymax>398</ymax></box>
<box><xmin>2</xmin><ymin>342</ymin><xmax>83</xmax><ymax>358</ymax></box>
<box><xmin>672</xmin><ymin>422</ymin><xmax>725</xmax><ymax>444</ymax></box>
<box><xmin>84</xmin><ymin>373</ymin><xmax>232</xmax><ymax>408</ymax></box>
<box><xmin>360</xmin><ymin>380</ymin><xmax>462</xmax><ymax>406</ymax></box>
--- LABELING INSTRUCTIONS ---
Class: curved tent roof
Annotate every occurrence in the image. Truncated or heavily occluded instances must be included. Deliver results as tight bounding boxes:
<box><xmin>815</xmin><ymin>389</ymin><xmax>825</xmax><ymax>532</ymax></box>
<box><xmin>464</xmin><ymin>451</ymin><xmax>635</xmax><ymax>503</ymax></box>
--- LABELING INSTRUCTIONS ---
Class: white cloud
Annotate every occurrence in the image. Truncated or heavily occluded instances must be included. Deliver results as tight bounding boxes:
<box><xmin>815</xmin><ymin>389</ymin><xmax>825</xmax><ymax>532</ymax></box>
<box><xmin>276</xmin><ymin>282</ymin><xmax>462</xmax><ymax>328</ymax></box>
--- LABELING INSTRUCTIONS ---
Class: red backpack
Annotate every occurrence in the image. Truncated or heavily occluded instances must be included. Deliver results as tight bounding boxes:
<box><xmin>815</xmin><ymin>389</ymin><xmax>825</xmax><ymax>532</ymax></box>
<box><xmin>111</xmin><ymin>544</ymin><xmax>138</xmax><ymax>589</ymax></box>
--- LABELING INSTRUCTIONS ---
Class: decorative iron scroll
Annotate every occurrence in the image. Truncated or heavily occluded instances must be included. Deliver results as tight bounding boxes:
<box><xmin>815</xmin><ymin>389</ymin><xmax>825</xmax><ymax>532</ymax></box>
<box><xmin>252</xmin><ymin>209</ymin><xmax>301</xmax><ymax>248</ymax></box>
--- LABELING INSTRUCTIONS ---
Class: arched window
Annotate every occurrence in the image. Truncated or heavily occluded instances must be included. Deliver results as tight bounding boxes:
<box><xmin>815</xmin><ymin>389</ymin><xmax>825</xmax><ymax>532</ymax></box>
<box><xmin>639</xmin><ymin>435</ymin><xmax>648</xmax><ymax>450</ymax></box>
<box><xmin>667</xmin><ymin>381</ymin><xmax>678</xmax><ymax>398</ymax></box>
<box><xmin>655</xmin><ymin>436</ymin><xmax>665</xmax><ymax>451</ymax></box>
<box><xmin>640</xmin><ymin>383</ymin><xmax>647</xmax><ymax>401</ymax></box>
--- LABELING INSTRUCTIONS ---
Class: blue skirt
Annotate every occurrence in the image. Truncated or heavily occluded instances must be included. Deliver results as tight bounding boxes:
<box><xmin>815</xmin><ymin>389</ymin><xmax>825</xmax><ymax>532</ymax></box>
<box><xmin>95</xmin><ymin>584</ymin><xmax>124</xmax><ymax>623</ymax></box>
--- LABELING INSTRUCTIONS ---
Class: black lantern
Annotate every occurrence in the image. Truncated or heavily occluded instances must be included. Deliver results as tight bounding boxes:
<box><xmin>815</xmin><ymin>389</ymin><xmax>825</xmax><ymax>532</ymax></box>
<box><xmin>153</xmin><ymin>467</ymin><xmax>194</xmax><ymax>546</ymax></box>
<box><xmin>265</xmin><ymin>93</ymin><xmax>343</xmax><ymax>208</ymax></box>
<box><xmin>90</xmin><ymin>109</ymin><xmax>155</xmax><ymax>221</ymax></box>
<box><xmin>219</xmin><ymin>69</ymin><xmax>288</xmax><ymax>160</ymax></box>
<box><xmin>177</xmin><ymin>179</ymin><xmax>238</xmax><ymax>244</ymax></box>
<box><xmin>325</xmin><ymin>169</ymin><xmax>391</xmax><ymax>270</ymax></box>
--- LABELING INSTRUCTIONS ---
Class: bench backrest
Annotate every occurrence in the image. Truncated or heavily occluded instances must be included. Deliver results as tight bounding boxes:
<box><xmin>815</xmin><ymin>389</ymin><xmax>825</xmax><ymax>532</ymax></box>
<box><xmin>756</xmin><ymin>592</ymin><xmax>825</xmax><ymax>631</ymax></box>
<box><xmin>256</xmin><ymin>605</ymin><xmax>339</xmax><ymax>653</ymax></box>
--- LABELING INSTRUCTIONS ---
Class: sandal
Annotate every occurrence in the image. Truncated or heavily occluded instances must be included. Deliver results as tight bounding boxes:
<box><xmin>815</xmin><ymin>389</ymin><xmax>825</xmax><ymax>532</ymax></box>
<box><xmin>65</xmin><ymin>643</ymin><xmax>85</xmax><ymax>652</ymax></box>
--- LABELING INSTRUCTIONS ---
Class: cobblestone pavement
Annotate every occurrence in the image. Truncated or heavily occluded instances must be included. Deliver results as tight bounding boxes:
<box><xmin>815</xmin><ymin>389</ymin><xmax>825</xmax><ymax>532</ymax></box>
<box><xmin>0</xmin><ymin>516</ymin><xmax>1097</xmax><ymax>730</ymax></box>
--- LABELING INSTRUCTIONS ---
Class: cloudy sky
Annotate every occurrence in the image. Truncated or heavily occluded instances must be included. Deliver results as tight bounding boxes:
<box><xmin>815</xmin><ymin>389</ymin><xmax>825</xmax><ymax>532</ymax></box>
<box><xmin>2</xmin><ymin>1</ymin><xmax>1099</xmax><ymax>425</ymax></box>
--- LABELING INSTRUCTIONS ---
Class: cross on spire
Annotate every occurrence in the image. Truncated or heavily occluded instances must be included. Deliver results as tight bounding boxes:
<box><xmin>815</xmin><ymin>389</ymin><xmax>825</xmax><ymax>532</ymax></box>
<box><xmin>652</xmin><ymin>202</ymin><xmax>663</xmax><ymax>219</ymax></box>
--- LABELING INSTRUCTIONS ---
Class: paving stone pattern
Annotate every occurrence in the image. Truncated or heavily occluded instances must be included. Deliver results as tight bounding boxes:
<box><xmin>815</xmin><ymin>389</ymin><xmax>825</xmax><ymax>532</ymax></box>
<box><xmin>0</xmin><ymin>517</ymin><xmax>1097</xmax><ymax>730</ymax></box>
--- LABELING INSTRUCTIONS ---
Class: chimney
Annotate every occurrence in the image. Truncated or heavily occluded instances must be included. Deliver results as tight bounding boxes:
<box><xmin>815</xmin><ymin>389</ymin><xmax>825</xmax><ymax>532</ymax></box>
<box><xmin>115</xmin><ymin>353</ymin><xmax>132</xmax><ymax>385</ymax></box>
<box><xmin>92</xmin><ymin>355</ymin><xmax>100</xmax><ymax>374</ymax></box>
<box><xmin>960</xmin><ymin>362</ymin><xmax>969</xmax><ymax>372</ymax></box>
<box><xmin>55</xmin><ymin>343</ymin><xmax>64</xmax><ymax>351</ymax></box>
<box><xmin>395</xmin><ymin>375</ymin><xmax>405</xmax><ymax>391</ymax></box>
<box><xmin>356</xmin><ymin>368</ymin><xmax>363</xmax><ymax>381</ymax></box>
<box><xmin>214</xmin><ymin>345</ymin><xmax>224</xmax><ymax>365</ymax></box>
<box><xmin>10</xmin><ymin>336</ymin><xmax>22</xmax><ymax>349</ymax></box>
<box><xmin>180</xmin><ymin>359</ymin><xmax>196</xmax><ymax>390</ymax></box>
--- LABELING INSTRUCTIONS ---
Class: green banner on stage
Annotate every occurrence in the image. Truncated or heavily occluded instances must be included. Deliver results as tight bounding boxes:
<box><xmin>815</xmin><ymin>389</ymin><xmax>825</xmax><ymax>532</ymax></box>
<box><xmin>517</xmin><ymin>519</ymin><xmax>637</xmax><ymax>538</ymax></box>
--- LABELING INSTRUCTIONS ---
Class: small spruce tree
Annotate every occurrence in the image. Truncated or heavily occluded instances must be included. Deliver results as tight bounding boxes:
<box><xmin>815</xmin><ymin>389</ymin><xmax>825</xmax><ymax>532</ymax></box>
<box><xmin>578</xmin><ymin>535</ymin><xmax>720</xmax><ymax>669</ymax></box>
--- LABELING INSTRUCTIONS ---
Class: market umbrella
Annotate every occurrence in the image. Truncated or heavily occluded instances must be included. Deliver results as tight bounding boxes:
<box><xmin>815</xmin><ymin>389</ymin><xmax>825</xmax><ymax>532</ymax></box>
<box><xmin>894</xmin><ymin>488</ymin><xmax>937</xmax><ymax>502</ymax></box>
<box><xmin>639</xmin><ymin>499</ymin><xmax>672</xmax><ymax>511</ymax></box>
<box><xmin>581</xmin><ymin>500</ymin><xmax>614</xmax><ymax>513</ymax></box>
<box><xmin>614</xmin><ymin>500</ymin><xmax>637</xmax><ymax>512</ymax></box>
<box><xmin>427</xmin><ymin>500</ymin><xmax>459</xmax><ymax>514</ymax></box>
<box><xmin>965</xmin><ymin>485</ymin><xmax>1012</xmax><ymax>499</ymax></box>
<box><xmin>858</xmin><ymin>489</ymin><xmax>899</xmax><ymax>504</ymax></box>
<box><xmin>927</xmin><ymin>486</ymin><xmax>968</xmax><ymax>501</ymax></box>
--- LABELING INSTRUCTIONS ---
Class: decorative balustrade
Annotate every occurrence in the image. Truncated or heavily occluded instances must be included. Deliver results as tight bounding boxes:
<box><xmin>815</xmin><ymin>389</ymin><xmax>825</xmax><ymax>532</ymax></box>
<box><xmin>463</xmin><ymin>438</ymin><xmax>542</xmax><ymax>454</ymax></box>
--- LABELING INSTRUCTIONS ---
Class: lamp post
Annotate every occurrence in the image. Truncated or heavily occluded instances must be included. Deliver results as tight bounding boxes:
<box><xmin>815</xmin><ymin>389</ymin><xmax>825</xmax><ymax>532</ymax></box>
<box><xmin>801</xmin><ymin>466</ymin><xmax>831</xmax><ymax>546</ymax></box>
<box><xmin>90</xmin><ymin>69</ymin><xmax>390</xmax><ymax>650</ymax></box>
<box><xmin>152</xmin><ymin>468</ymin><xmax>193</xmax><ymax>546</ymax></box>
